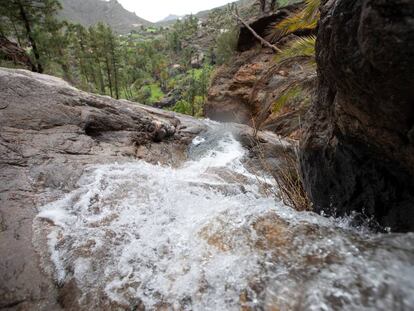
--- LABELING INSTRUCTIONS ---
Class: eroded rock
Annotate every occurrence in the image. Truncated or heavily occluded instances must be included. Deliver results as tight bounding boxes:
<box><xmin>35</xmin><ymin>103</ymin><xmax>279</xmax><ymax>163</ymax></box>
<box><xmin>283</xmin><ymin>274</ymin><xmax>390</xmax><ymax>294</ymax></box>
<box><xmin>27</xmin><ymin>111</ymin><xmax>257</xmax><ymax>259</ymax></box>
<box><xmin>204</xmin><ymin>3</ymin><xmax>315</xmax><ymax>139</ymax></box>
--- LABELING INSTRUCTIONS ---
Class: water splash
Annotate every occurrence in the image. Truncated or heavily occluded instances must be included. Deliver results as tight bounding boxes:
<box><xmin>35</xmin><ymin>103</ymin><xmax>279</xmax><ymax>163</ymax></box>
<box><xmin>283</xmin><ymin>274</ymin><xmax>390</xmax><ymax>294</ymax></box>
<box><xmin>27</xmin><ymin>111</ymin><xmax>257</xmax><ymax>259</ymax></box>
<box><xmin>36</xmin><ymin>128</ymin><xmax>414</xmax><ymax>310</ymax></box>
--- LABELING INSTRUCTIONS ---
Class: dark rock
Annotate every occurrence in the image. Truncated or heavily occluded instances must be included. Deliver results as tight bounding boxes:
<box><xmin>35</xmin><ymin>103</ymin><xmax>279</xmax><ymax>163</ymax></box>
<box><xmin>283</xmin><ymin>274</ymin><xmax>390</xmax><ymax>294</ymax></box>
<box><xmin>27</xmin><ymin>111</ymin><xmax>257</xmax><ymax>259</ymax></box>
<box><xmin>300</xmin><ymin>0</ymin><xmax>414</xmax><ymax>232</ymax></box>
<box><xmin>153</xmin><ymin>89</ymin><xmax>181</xmax><ymax>109</ymax></box>
<box><xmin>237</xmin><ymin>4</ymin><xmax>301</xmax><ymax>52</ymax></box>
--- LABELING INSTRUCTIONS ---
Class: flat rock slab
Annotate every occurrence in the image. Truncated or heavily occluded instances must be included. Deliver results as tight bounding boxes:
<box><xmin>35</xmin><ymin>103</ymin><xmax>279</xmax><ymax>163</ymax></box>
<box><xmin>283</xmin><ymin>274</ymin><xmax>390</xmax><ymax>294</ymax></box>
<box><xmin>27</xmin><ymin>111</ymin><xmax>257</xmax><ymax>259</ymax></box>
<box><xmin>0</xmin><ymin>68</ymin><xmax>207</xmax><ymax>310</ymax></box>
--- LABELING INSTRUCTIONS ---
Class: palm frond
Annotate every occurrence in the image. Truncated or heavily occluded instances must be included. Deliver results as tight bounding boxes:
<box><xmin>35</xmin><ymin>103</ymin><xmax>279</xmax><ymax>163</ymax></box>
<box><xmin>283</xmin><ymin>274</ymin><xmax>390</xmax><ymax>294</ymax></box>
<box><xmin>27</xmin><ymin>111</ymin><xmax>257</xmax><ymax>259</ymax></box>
<box><xmin>272</xmin><ymin>86</ymin><xmax>303</xmax><ymax>113</ymax></box>
<box><xmin>303</xmin><ymin>0</ymin><xmax>320</xmax><ymax>22</ymax></box>
<box><xmin>270</xmin><ymin>0</ymin><xmax>320</xmax><ymax>41</ymax></box>
<box><xmin>271</xmin><ymin>73</ymin><xmax>317</xmax><ymax>114</ymax></box>
<box><xmin>275</xmin><ymin>35</ymin><xmax>316</xmax><ymax>63</ymax></box>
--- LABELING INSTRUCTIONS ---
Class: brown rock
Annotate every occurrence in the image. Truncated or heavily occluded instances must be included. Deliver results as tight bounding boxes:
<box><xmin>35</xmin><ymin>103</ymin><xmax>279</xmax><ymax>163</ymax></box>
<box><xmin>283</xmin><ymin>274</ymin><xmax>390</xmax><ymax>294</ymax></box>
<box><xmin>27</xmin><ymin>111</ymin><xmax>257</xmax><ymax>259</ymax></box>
<box><xmin>204</xmin><ymin>4</ymin><xmax>316</xmax><ymax>139</ymax></box>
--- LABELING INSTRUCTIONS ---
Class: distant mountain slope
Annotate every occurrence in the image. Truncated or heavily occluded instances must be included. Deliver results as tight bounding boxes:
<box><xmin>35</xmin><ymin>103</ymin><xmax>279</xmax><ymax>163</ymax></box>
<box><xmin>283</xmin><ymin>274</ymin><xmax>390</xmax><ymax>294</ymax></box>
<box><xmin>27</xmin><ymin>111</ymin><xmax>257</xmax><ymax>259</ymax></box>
<box><xmin>155</xmin><ymin>0</ymin><xmax>256</xmax><ymax>27</ymax></box>
<box><xmin>156</xmin><ymin>14</ymin><xmax>183</xmax><ymax>27</ymax></box>
<box><xmin>59</xmin><ymin>0</ymin><xmax>151</xmax><ymax>34</ymax></box>
<box><xmin>194</xmin><ymin>0</ymin><xmax>256</xmax><ymax>20</ymax></box>
<box><xmin>160</xmin><ymin>14</ymin><xmax>183</xmax><ymax>23</ymax></box>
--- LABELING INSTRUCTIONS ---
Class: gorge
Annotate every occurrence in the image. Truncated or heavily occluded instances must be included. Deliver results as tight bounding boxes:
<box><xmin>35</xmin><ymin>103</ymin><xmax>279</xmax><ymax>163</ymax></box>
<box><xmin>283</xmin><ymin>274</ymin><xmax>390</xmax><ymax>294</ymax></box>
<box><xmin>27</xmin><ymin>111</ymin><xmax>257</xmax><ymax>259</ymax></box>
<box><xmin>1</xmin><ymin>68</ymin><xmax>414</xmax><ymax>310</ymax></box>
<box><xmin>1</xmin><ymin>0</ymin><xmax>414</xmax><ymax>310</ymax></box>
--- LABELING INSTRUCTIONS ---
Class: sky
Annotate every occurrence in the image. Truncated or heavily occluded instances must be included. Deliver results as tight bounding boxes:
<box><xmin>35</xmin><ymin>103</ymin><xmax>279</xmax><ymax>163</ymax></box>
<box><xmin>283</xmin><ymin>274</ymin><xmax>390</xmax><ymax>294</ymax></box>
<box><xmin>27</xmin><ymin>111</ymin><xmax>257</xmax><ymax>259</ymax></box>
<box><xmin>117</xmin><ymin>0</ymin><xmax>236</xmax><ymax>23</ymax></box>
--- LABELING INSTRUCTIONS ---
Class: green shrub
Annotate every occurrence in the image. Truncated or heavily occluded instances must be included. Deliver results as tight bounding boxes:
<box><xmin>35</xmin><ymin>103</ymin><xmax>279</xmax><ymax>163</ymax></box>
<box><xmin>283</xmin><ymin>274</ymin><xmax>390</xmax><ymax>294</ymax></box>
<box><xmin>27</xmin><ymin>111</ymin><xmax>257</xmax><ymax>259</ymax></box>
<box><xmin>136</xmin><ymin>83</ymin><xmax>164</xmax><ymax>105</ymax></box>
<box><xmin>215</xmin><ymin>28</ymin><xmax>239</xmax><ymax>65</ymax></box>
<box><xmin>272</xmin><ymin>86</ymin><xmax>303</xmax><ymax>113</ymax></box>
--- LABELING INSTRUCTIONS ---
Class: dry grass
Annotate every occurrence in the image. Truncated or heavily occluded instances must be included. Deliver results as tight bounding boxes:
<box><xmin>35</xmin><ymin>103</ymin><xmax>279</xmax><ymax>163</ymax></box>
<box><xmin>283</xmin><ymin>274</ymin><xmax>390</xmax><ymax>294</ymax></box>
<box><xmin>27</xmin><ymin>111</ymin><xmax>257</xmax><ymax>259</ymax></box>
<box><xmin>227</xmin><ymin>111</ymin><xmax>312</xmax><ymax>212</ymax></box>
<box><xmin>249</xmin><ymin>117</ymin><xmax>312</xmax><ymax>211</ymax></box>
<box><xmin>272</xmin><ymin>151</ymin><xmax>312</xmax><ymax>211</ymax></box>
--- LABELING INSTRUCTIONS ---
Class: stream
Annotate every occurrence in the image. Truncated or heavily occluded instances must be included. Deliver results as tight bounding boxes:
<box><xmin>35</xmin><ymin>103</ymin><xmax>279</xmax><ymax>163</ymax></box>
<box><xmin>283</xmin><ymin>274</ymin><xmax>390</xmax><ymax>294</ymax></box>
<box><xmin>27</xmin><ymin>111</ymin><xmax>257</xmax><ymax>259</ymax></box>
<box><xmin>36</xmin><ymin>124</ymin><xmax>414</xmax><ymax>310</ymax></box>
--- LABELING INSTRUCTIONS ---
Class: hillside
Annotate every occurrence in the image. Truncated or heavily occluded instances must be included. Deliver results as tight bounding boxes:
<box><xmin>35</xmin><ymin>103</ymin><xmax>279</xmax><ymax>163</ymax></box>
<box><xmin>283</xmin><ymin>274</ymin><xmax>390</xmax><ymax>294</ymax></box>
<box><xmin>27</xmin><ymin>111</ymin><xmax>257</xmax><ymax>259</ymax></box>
<box><xmin>194</xmin><ymin>0</ymin><xmax>256</xmax><ymax>20</ymax></box>
<box><xmin>154</xmin><ymin>0</ymin><xmax>257</xmax><ymax>27</ymax></box>
<box><xmin>59</xmin><ymin>0</ymin><xmax>151</xmax><ymax>34</ymax></box>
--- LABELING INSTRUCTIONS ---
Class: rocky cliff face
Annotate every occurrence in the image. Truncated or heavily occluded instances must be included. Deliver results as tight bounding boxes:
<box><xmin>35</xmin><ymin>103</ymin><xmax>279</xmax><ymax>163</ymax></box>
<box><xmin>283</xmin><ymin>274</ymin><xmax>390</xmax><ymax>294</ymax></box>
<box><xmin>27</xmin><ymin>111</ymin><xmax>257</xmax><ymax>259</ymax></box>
<box><xmin>300</xmin><ymin>0</ymin><xmax>414</xmax><ymax>232</ymax></box>
<box><xmin>204</xmin><ymin>4</ymin><xmax>315</xmax><ymax>139</ymax></box>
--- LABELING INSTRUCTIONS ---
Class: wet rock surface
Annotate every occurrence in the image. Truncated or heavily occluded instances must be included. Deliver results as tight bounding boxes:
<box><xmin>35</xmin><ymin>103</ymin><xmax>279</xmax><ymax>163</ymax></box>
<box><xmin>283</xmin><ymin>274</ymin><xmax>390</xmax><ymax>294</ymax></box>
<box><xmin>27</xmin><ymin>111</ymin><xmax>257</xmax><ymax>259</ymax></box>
<box><xmin>1</xmin><ymin>68</ymin><xmax>413</xmax><ymax>310</ymax></box>
<box><xmin>0</xmin><ymin>68</ymin><xmax>293</xmax><ymax>310</ymax></box>
<box><xmin>300</xmin><ymin>0</ymin><xmax>414</xmax><ymax>232</ymax></box>
<box><xmin>28</xmin><ymin>123</ymin><xmax>414</xmax><ymax>311</ymax></box>
<box><xmin>0</xmin><ymin>68</ymin><xmax>207</xmax><ymax>310</ymax></box>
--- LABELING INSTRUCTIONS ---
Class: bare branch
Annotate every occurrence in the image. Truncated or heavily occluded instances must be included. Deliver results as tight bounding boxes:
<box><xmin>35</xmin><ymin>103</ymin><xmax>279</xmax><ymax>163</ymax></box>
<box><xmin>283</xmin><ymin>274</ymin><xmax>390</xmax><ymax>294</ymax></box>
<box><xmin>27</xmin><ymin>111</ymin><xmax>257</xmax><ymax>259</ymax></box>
<box><xmin>230</xmin><ymin>4</ymin><xmax>282</xmax><ymax>53</ymax></box>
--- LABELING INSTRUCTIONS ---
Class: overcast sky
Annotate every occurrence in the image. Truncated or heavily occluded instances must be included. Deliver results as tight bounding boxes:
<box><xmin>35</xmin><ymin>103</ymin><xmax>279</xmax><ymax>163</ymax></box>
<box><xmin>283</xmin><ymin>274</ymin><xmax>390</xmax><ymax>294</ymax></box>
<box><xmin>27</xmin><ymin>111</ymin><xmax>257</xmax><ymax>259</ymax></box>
<box><xmin>117</xmin><ymin>0</ymin><xmax>236</xmax><ymax>22</ymax></box>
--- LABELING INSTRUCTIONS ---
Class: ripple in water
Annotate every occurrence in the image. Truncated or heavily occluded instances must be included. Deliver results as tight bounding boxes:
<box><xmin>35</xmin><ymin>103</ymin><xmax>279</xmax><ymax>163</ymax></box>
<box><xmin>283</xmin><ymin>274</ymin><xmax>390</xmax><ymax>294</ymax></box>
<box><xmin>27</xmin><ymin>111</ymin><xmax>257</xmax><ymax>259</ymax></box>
<box><xmin>36</xmin><ymin>129</ymin><xmax>414</xmax><ymax>310</ymax></box>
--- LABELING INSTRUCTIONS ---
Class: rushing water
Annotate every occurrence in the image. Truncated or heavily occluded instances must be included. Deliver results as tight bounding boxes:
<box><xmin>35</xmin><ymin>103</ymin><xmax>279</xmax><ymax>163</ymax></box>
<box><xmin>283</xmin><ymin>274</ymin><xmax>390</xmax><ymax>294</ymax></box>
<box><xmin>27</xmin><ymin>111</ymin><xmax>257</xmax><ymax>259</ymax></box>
<box><xmin>36</xmin><ymin>125</ymin><xmax>414</xmax><ymax>310</ymax></box>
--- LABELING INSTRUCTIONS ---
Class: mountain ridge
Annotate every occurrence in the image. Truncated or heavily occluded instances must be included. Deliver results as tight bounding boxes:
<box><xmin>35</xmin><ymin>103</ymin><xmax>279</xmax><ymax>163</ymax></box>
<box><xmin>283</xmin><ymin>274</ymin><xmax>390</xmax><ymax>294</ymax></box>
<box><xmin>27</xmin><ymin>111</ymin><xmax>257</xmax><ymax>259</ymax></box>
<box><xmin>59</xmin><ymin>0</ymin><xmax>152</xmax><ymax>34</ymax></box>
<box><xmin>59</xmin><ymin>0</ymin><xmax>258</xmax><ymax>31</ymax></box>
<box><xmin>159</xmin><ymin>14</ymin><xmax>183</xmax><ymax>23</ymax></box>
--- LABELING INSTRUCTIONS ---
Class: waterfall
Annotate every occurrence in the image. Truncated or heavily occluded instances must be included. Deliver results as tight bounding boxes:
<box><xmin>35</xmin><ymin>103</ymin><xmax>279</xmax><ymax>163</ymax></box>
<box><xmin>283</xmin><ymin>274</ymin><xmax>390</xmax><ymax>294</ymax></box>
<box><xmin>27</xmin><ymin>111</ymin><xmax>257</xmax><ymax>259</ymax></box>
<box><xmin>36</xmin><ymin>124</ymin><xmax>414</xmax><ymax>310</ymax></box>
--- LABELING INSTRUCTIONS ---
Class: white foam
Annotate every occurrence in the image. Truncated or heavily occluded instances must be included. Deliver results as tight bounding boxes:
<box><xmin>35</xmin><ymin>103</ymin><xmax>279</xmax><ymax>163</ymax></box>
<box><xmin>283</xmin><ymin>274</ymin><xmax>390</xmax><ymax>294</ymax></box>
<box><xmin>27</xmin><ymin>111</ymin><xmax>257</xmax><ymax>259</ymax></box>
<box><xmin>36</xmin><ymin>131</ymin><xmax>414</xmax><ymax>310</ymax></box>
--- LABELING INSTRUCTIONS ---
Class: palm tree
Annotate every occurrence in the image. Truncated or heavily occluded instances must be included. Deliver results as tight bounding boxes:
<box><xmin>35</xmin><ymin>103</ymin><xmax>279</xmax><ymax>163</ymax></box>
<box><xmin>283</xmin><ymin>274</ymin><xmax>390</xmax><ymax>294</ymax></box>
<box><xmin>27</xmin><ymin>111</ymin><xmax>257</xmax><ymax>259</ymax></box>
<box><xmin>255</xmin><ymin>0</ymin><xmax>320</xmax><ymax>126</ymax></box>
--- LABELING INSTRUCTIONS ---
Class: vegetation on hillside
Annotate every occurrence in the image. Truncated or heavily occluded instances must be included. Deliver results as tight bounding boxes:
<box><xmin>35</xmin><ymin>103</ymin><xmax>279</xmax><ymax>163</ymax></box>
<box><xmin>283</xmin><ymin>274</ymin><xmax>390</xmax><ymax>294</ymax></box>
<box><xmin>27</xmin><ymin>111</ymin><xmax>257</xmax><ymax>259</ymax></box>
<box><xmin>58</xmin><ymin>0</ymin><xmax>151</xmax><ymax>34</ymax></box>
<box><xmin>273</xmin><ymin>0</ymin><xmax>319</xmax><ymax>39</ymax></box>
<box><xmin>0</xmin><ymin>0</ymin><xmax>63</xmax><ymax>73</ymax></box>
<box><xmin>0</xmin><ymin>0</ymin><xmax>310</xmax><ymax>117</ymax></box>
<box><xmin>271</xmin><ymin>0</ymin><xmax>320</xmax><ymax>62</ymax></box>
<box><xmin>268</xmin><ymin>0</ymin><xmax>320</xmax><ymax>114</ymax></box>
<box><xmin>0</xmin><ymin>1</ymin><xmax>214</xmax><ymax>116</ymax></box>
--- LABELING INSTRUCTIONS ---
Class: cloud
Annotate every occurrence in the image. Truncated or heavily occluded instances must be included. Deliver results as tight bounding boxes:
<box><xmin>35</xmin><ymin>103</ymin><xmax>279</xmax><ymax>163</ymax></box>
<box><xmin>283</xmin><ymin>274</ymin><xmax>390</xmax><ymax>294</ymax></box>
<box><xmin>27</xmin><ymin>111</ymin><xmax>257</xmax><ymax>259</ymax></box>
<box><xmin>118</xmin><ymin>0</ymin><xmax>235</xmax><ymax>22</ymax></box>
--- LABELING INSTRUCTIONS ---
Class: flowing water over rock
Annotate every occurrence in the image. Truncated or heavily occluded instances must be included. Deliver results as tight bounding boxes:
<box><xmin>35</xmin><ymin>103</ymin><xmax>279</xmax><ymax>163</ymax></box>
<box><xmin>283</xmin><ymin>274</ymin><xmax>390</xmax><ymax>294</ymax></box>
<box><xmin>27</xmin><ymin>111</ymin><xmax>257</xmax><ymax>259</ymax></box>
<box><xmin>35</xmin><ymin>125</ymin><xmax>414</xmax><ymax>310</ymax></box>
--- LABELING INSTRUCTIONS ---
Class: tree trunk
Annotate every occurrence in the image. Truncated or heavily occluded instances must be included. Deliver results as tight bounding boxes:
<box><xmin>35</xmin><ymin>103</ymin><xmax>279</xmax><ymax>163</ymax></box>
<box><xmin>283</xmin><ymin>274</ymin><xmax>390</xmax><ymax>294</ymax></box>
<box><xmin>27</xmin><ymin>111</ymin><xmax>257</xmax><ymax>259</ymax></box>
<box><xmin>105</xmin><ymin>57</ymin><xmax>113</xmax><ymax>97</ymax></box>
<box><xmin>11</xmin><ymin>20</ymin><xmax>23</xmax><ymax>47</ymax></box>
<box><xmin>231</xmin><ymin>8</ymin><xmax>282</xmax><ymax>53</ymax></box>
<box><xmin>77</xmin><ymin>38</ymin><xmax>91</xmax><ymax>88</ymax></box>
<box><xmin>96</xmin><ymin>59</ymin><xmax>105</xmax><ymax>94</ymax></box>
<box><xmin>57</xmin><ymin>47</ymin><xmax>72</xmax><ymax>83</ymax></box>
<box><xmin>17</xmin><ymin>1</ymin><xmax>43</xmax><ymax>73</ymax></box>
<box><xmin>109</xmin><ymin>36</ymin><xmax>119</xmax><ymax>99</ymax></box>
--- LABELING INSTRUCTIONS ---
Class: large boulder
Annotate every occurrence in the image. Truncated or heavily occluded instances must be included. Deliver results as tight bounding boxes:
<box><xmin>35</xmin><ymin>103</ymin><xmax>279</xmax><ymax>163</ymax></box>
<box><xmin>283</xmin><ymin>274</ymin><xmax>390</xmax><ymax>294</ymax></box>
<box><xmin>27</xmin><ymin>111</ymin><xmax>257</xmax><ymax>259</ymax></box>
<box><xmin>0</xmin><ymin>68</ymin><xmax>206</xmax><ymax>310</ymax></box>
<box><xmin>300</xmin><ymin>0</ymin><xmax>414</xmax><ymax>232</ymax></box>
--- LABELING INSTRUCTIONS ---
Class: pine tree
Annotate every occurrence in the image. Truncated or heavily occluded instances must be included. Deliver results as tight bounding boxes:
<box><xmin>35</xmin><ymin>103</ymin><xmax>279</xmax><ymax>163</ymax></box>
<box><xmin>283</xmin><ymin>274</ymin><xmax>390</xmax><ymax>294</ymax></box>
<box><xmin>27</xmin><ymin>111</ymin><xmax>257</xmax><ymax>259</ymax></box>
<box><xmin>0</xmin><ymin>0</ymin><xmax>62</xmax><ymax>73</ymax></box>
